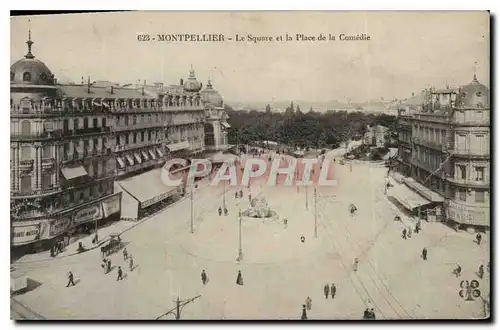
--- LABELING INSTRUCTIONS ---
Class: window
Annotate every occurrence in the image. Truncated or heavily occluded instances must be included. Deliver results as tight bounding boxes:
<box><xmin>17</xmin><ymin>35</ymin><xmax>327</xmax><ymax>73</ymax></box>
<box><xmin>42</xmin><ymin>146</ymin><xmax>51</xmax><ymax>158</ymax></box>
<box><xmin>93</xmin><ymin>138</ymin><xmax>99</xmax><ymax>150</ymax></box>
<box><xmin>133</xmin><ymin>133</ymin><xmax>137</xmax><ymax>144</ymax></box>
<box><xmin>133</xmin><ymin>115</ymin><xmax>137</xmax><ymax>125</ymax></box>
<box><xmin>102</xmin><ymin>117</ymin><xmax>107</xmax><ymax>128</ymax></box>
<box><xmin>20</xmin><ymin>176</ymin><xmax>32</xmax><ymax>192</ymax></box>
<box><xmin>458</xmin><ymin>165</ymin><xmax>467</xmax><ymax>180</ymax></box>
<box><xmin>83</xmin><ymin>117</ymin><xmax>89</xmax><ymax>129</ymax></box>
<box><xmin>148</xmin><ymin>131</ymin><xmax>152</xmax><ymax>141</ymax></box>
<box><xmin>21</xmin><ymin>146</ymin><xmax>31</xmax><ymax>160</ymax></box>
<box><xmin>73</xmin><ymin>118</ymin><xmax>79</xmax><ymax>130</ymax></box>
<box><xmin>23</xmin><ymin>72</ymin><xmax>31</xmax><ymax>82</ymax></box>
<box><xmin>63</xmin><ymin>119</ymin><xmax>69</xmax><ymax>133</ymax></box>
<box><xmin>21</xmin><ymin>120</ymin><xmax>31</xmax><ymax>135</ymax></box>
<box><xmin>458</xmin><ymin>188</ymin><xmax>467</xmax><ymax>201</ymax></box>
<box><xmin>475</xmin><ymin>190</ymin><xmax>485</xmax><ymax>203</ymax></box>
<box><xmin>125</xmin><ymin>134</ymin><xmax>129</xmax><ymax>144</ymax></box>
<box><xmin>79</xmin><ymin>191</ymin><xmax>84</xmax><ymax>201</ymax></box>
<box><xmin>93</xmin><ymin>118</ymin><xmax>98</xmax><ymax>128</ymax></box>
<box><xmin>42</xmin><ymin>174</ymin><xmax>51</xmax><ymax>189</ymax></box>
<box><xmin>141</xmin><ymin>131</ymin><xmax>145</xmax><ymax>142</ymax></box>
<box><xmin>116</xmin><ymin>135</ymin><xmax>120</xmax><ymax>146</ymax></box>
<box><xmin>125</xmin><ymin>116</ymin><xmax>129</xmax><ymax>126</ymax></box>
<box><xmin>475</xmin><ymin>167</ymin><xmax>485</xmax><ymax>181</ymax></box>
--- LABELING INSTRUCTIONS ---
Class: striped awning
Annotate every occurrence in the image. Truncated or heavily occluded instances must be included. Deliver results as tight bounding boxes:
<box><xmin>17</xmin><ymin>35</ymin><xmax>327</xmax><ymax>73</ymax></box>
<box><xmin>156</xmin><ymin>148</ymin><xmax>164</xmax><ymax>158</ymax></box>
<box><xmin>141</xmin><ymin>151</ymin><xmax>149</xmax><ymax>161</ymax></box>
<box><xmin>134</xmin><ymin>153</ymin><xmax>142</xmax><ymax>164</ymax></box>
<box><xmin>61</xmin><ymin>165</ymin><xmax>88</xmax><ymax>180</ymax></box>
<box><xmin>117</xmin><ymin>157</ymin><xmax>125</xmax><ymax>169</ymax></box>
<box><xmin>126</xmin><ymin>155</ymin><xmax>134</xmax><ymax>166</ymax></box>
<box><xmin>149</xmin><ymin>150</ymin><xmax>156</xmax><ymax>159</ymax></box>
<box><xmin>221</xmin><ymin>121</ymin><xmax>231</xmax><ymax>128</ymax></box>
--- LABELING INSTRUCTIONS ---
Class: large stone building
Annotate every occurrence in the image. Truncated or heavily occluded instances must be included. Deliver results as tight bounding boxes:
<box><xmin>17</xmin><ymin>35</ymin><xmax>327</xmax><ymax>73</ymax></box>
<box><xmin>10</xmin><ymin>30</ymin><xmax>231</xmax><ymax>254</ymax></box>
<box><xmin>392</xmin><ymin>74</ymin><xmax>490</xmax><ymax>229</ymax></box>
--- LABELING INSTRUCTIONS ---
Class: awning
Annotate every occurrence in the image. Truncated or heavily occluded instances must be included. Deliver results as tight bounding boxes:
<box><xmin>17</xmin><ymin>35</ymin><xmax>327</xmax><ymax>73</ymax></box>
<box><xmin>141</xmin><ymin>151</ymin><xmax>149</xmax><ymax>161</ymax></box>
<box><xmin>149</xmin><ymin>150</ymin><xmax>156</xmax><ymax>159</ymax></box>
<box><xmin>134</xmin><ymin>153</ymin><xmax>142</xmax><ymax>164</ymax></box>
<box><xmin>221</xmin><ymin>121</ymin><xmax>231</xmax><ymax>128</ymax></box>
<box><xmin>167</xmin><ymin>141</ymin><xmax>190</xmax><ymax>152</ymax></box>
<box><xmin>117</xmin><ymin>168</ymin><xmax>180</xmax><ymax>209</ymax></box>
<box><xmin>388</xmin><ymin>183</ymin><xmax>432</xmax><ymax>211</ymax></box>
<box><xmin>156</xmin><ymin>148</ymin><xmax>164</xmax><ymax>157</ymax></box>
<box><xmin>61</xmin><ymin>165</ymin><xmax>88</xmax><ymax>180</ymax></box>
<box><xmin>126</xmin><ymin>155</ymin><xmax>134</xmax><ymax>166</ymax></box>
<box><xmin>403</xmin><ymin>178</ymin><xmax>445</xmax><ymax>203</ymax></box>
<box><xmin>117</xmin><ymin>157</ymin><xmax>125</xmax><ymax>169</ymax></box>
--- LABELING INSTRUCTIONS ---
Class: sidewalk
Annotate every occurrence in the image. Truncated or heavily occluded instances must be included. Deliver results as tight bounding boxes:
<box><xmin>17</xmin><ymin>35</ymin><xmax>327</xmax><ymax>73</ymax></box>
<box><xmin>13</xmin><ymin>176</ymin><xmax>216</xmax><ymax>266</ymax></box>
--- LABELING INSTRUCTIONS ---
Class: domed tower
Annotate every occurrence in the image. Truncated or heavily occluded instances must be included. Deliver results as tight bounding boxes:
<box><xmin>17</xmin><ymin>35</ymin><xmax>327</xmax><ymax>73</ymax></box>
<box><xmin>457</xmin><ymin>74</ymin><xmax>490</xmax><ymax>109</ymax></box>
<box><xmin>200</xmin><ymin>79</ymin><xmax>224</xmax><ymax>108</ymax></box>
<box><xmin>183</xmin><ymin>65</ymin><xmax>203</xmax><ymax>93</ymax></box>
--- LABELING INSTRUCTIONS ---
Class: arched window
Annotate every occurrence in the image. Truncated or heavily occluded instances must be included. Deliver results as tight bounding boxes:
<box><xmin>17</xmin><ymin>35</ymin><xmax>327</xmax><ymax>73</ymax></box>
<box><xmin>21</xmin><ymin>120</ymin><xmax>31</xmax><ymax>135</ymax></box>
<box><xmin>23</xmin><ymin>72</ymin><xmax>31</xmax><ymax>82</ymax></box>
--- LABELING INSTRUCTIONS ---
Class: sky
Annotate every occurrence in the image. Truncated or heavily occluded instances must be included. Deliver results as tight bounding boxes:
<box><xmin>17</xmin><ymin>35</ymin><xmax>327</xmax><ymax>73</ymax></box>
<box><xmin>10</xmin><ymin>11</ymin><xmax>490</xmax><ymax>103</ymax></box>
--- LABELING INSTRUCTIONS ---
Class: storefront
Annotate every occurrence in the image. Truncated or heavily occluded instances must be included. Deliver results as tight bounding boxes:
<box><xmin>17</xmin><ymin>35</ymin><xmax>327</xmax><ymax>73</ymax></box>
<box><xmin>446</xmin><ymin>199</ymin><xmax>490</xmax><ymax>227</ymax></box>
<box><xmin>12</xmin><ymin>223</ymin><xmax>40</xmax><ymax>246</ymax></box>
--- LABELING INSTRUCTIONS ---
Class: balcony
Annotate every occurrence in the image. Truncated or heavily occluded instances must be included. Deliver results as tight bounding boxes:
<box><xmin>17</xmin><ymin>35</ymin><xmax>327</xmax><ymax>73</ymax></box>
<box><xmin>171</xmin><ymin>118</ymin><xmax>201</xmax><ymax>126</ymax></box>
<box><xmin>114</xmin><ymin>122</ymin><xmax>165</xmax><ymax>132</ymax></box>
<box><xmin>116</xmin><ymin>158</ymin><xmax>164</xmax><ymax>176</ymax></box>
<box><xmin>62</xmin><ymin>127</ymin><xmax>111</xmax><ymax>138</ymax></box>
<box><xmin>41</xmin><ymin>158</ymin><xmax>55</xmax><ymax>171</ymax></box>
<box><xmin>19</xmin><ymin>159</ymin><xmax>34</xmax><ymax>172</ymax></box>
<box><xmin>450</xmin><ymin>148</ymin><xmax>489</xmax><ymax>159</ymax></box>
<box><xmin>10</xmin><ymin>185</ymin><xmax>62</xmax><ymax>199</ymax></box>
<box><xmin>412</xmin><ymin>137</ymin><xmax>448</xmax><ymax>152</ymax></box>
<box><xmin>114</xmin><ymin>140</ymin><xmax>163</xmax><ymax>152</ymax></box>
<box><xmin>446</xmin><ymin>177</ymin><xmax>490</xmax><ymax>189</ymax></box>
<box><xmin>11</xmin><ymin>130</ymin><xmax>63</xmax><ymax>142</ymax></box>
<box><xmin>410</xmin><ymin>158</ymin><xmax>443</xmax><ymax>176</ymax></box>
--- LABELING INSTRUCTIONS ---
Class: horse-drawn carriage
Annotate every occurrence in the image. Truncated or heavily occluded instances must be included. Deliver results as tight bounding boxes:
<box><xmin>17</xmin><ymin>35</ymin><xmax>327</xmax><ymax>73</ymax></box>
<box><xmin>100</xmin><ymin>234</ymin><xmax>123</xmax><ymax>257</ymax></box>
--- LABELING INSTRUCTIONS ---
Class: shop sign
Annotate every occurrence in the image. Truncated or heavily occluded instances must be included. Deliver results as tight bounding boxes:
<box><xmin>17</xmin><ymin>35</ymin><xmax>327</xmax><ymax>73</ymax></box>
<box><xmin>50</xmin><ymin>218</ymin><xmax>71</xmax><ymax>237</ymax></box>
<box><xmin>102</xmin><ymin>195</ymin><xmax>121</xmax><ymax>217</ymax></box>
<box><xmin>142</xmin><ymin>193</ymin><xmax>168</xmax><ymax>208</ymax></box>
<box><xmin>13</xmin><ymin>225</ymin><xmax>40</xmax><ymax>245</ymax></box>
<box><xmin>74</xmin><ymin>204</ymin><xmax>102</xmax><ymax>224</ymax></box>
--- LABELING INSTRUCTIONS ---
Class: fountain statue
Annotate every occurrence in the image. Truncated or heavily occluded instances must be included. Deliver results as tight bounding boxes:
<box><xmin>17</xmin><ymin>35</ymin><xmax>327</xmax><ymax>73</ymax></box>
<box><xmin>242</xmin><ymin>194</ymin><xmax>277</xmax><ymax>218</ymax></box>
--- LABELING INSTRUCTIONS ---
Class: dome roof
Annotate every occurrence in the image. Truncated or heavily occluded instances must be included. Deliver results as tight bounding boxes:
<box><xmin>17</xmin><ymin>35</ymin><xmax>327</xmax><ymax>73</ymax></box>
<box><xmin>10</xmin><ymin>30</ymin><xmax>55</xmax><ymax>86</ymax></box>
<box><xmin>183</xmin><ymin>67</ymin><xmax>203</xmax><ymax>92</ymax></box>
<box><xmin>200</xmin><ymin>80</ymin><xmax>223</xmax><ymax>107</ymax></box>
<box><xmin>459</xmin><ymin>74</ymin><xmax>490</xmax><ymax>109</ymax></box>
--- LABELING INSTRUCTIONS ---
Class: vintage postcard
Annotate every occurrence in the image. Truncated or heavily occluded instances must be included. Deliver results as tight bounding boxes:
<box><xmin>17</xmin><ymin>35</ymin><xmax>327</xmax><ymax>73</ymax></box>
<box><xmin>10</xmin><ymin>11</ymin><xmax>490</xmax><ymax>320</ymax></box>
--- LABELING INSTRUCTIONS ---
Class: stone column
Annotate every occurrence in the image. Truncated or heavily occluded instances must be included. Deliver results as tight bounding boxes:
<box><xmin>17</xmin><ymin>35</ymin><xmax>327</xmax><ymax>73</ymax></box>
<box><xmin>35</xmin><ymin>144</ymin><xmax>42</xmax><ymax>190</ymax></box>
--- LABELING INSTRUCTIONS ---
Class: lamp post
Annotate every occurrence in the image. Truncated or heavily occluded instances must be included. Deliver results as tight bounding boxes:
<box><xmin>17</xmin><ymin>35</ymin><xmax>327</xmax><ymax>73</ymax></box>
<box><xmin>305</xmin><ymin>185</ymin><xmax>309</xmax><ymax>210</ymax></box>
<box><xmin>222</xmin><ymin>180</ymin><xmax>226</xmax><ymax>209</ymax></box>
<box><xmin>237</xmin><ymin>203</ymin><xmax>243</xmax><ymax>261</ymax></box>
<box><xmin>190</xmin><ymin>184</ymin><xmax>194</xmax><ymax>234</ymax></box>
<box><xmin>314</xmin><ymin>188</ymin><xmax>318</xmax><ymax>238</ymax></box>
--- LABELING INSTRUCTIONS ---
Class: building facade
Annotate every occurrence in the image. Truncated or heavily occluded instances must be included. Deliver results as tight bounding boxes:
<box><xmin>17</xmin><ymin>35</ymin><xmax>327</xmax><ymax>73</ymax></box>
<box><xmin>10</xmin><ymin>31</ymin><xmax>231</xmax><ymax>253</ymax></box>
<box><xmin>392</xmin><ymin>74</ymin><xmax>490</xmax><ymax>228</ymax></box>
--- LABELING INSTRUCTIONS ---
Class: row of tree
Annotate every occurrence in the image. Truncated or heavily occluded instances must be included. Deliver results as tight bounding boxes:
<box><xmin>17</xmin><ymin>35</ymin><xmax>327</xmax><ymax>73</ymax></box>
<box><xmin>225</xmin><ymin>103</ymin><xmax>397</xmax><ymax>150</ymax></box>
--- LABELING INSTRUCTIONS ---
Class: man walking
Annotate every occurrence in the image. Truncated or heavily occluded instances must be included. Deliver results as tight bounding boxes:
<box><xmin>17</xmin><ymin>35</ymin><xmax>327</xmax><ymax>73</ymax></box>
<box><xmin>478</xmin><ymin>264</ymin><xmax>484</xmax><ymax>279</ymax></box>
<box><xmin>402</xmin><ymin>228</ymin><xmax>407</xmax><ymax>240</ymax></box>
<box><xmin>201</xmin><ymin>270</ymin><xmax>208</xmax><ymax>285</ymax></box>
<box><xmin>129</xmin><ymin>255</ymin><xmax>134</xmax><ymax>271</ymax></box>
<box><xmin>301</xmin><ymin>304</ymin><xmax>308</xmax><ymax>320</ymax></box>
<box><xmin>323</xmin><ymin>283</ymin><xmax>330</xmax><ymax>299</ymax></box>
<box><xmin>476</xmin><ymin>233</ymin><xmax>482</xmax><ymax>245</ymax></box>
<box><xmin>218</xmin><ymin>207</ymin><xmax>222</xmax><ymax>216</ymax></box>
<box><xmin>66</xmin><ymin>271</ymin><xmax>76</xmax><ymax>287</ymax></box>
<box><xmin>331</xmin><ymin>283</ymin><xmax>336</xmax><ymax>299</ymax></box>
<box><xmin>236</xmin><ymin>270</ymin><xmax>243</xmax><ymax>286</ymax></box>
<box><xmin>117</xmin><ymin>266</ymin><xmax>123</xmax><ymax>281</ymax></box>
<box><xmin>123</xmin><ymin>248</ymin><xmax>128</xmax><ymax>261</ymax></box>
<box><xmin>422</xmin><ymin>247</ymin><xmax>428</xmax><ymax>260</ymax></box>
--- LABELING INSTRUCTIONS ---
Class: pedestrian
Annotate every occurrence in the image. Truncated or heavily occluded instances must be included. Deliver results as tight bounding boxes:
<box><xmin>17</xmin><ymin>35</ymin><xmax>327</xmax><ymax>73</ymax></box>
<box><xmin>331</xmin><ymin>283</ymin><xmax>336</xmax><ymax>299</ymax></box>
<box><xmin>117</xmin><ymin>266</ymin><xmax>123</xmax><ymax>281</ymax></box>
<box><xmin>201</xmin><ymin>269</ymin><xmax>208</xmax><ymax>285</ymax></box>
<box><xmin>123</xmin><ymin>248</ymin><xmax>128</xmax><ymax>261</ymax></box>
<box><xmin>239</xmin><ymin>190</ymin><xmax>243</xmax><ymax>198</ymax></box>
<box><xmin>305</xmin><ymin>296</ymin><xmax>312</xmax><ymax>310</ymax></box>
<box><xmin>301</xmin><ymin>304</ymin><xmax>307</xmax><ymax>320</ymax></box>
<box><xmin>235</xmin><ymin>191</ymin><xmax>239</xmax><ymax>199</ymax></box>
<box><xmin>415</xmin><ymin>222</ymin><xmax>420</xmax><ymax>234</ymax></box>
<box><xmin>129</xmin><ymin>255</ymin><xmax>134</xmax><ymax>271</ymax></box>
<box><xmin>476</xmin><ymin>233</ymin><xmax>482</xmax><ymax>245</ymax></box>
<box><xmin>478</xmin><ymin>265</ymin><xmax>484</xmax><ymax>279</ymax></box>
<box><xmin>284</xmin><ymin>218</ymin><xmax>288</xmax><ymax>229</ymax></box>
<box><xmin>370</xmin><ymin>308</ymin><xmax>376</xmax><ymax>319</ymax></box>
<box><xmin>323</xmin><ymin>283</ymin><xmax>330</xmax><ymax>299</ymax></box>
<box><xmin>249</xmin><ymin>193</ymin><xmax>252</xmax><ymax>202</ymax></box>
<box><xmin>454</xmin><ymin>264</ymin><xmax>462</xmax><ymax>278</ymax></box>
<box><xmin>300</xmin><ymin>235</ymin><xmax>306</xmax><ymax>243</ymax></box>
<box><xmin>224</xmin><ymin>208</ymin><xmax>228</xmax><ymax>216</ymax></box>
<box><xmin>353</xmin><ymin>258</ymin><xmax>359</xmax><ymax>272</ymax></box>
<box><xmin>422</xmin><ymin>247</ymin><xmax>428</xmax><ymax>260</ymax></box>
<box><xmin>218</xmin><ymin>207</ymin><xmax>222</xmax><ymax>216</ymax></box>
<box><xmin>402</xmin><ymin>228</ymin><xmax>407</xmax><ymax>240</ymax></box>
<box><xmin>363</xmin><ymin>308</ymin><xmax>370</xmax><ymax>320</ymax></box>
<box><xmin>66</xmin><ymin>271</ymin><xmax>76</xmax><ymax>287</ymax></box>
<box><xmin>407</xmin><ymin>227</ymin><xmax>412</xmax><ymax>238</ymax></box>
<box><xmin>236</xmin><ymin>270</ymin><xmax>243</xmax><ymax>286</ymax></box>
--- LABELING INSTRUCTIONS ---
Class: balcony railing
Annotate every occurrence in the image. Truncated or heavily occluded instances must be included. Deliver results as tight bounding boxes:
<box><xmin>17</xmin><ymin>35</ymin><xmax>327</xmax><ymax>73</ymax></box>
<box><xmin>410</xmin><ymin>158</ymin><xmax>442</xmax><ymax>175</ymax></box>
<box><xmin>10</xmin><ymin>185</ymin><xmax>62</xmax><ymax>198</ymax></box>
<box><xmin>114</xmin><ymin>140</ymin><xmax>163</xmax><ymax>153</ymax></box>
<box><xmin>11</xmin><ymin>130</ymin><xmax>63</xmax><ymax>141</ymax></box>
<box><xmin>450</xmin><ymin>149</ymin><xmax>489</xmax><ymax>158</ymax></box>
<box><xmin>412</xmin><ymin>137</ymin><xmax>448</xmax><ymax>152</ymax></box>
<box><xmin>114</xmin><ymin>122</ymin><xmax>165</xmax><ymax>132</ymax></box>
<box><xmin>41</xmin><ymin>157</ymin><xmax>55</xmax><ymax>170</ymax></box>
<box><xmin>445</xmin><ymin>177</ymin><xmax>490</xmax><ymax>188</ymax></box>
<box><xmin>62</xmin><ymin>127</ymin><xmax>111</xmax><ymax>137</ymax></box>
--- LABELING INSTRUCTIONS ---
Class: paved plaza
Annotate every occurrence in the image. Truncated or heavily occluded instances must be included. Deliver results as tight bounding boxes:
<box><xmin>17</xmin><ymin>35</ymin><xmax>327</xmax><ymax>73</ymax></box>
<box><xmin>11</xmin><ymin>145</ymin><xmax>490</xmax><ymax>320</ymax></box>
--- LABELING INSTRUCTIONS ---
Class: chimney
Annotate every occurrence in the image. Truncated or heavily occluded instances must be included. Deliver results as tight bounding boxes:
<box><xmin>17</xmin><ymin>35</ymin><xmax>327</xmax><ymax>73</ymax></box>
<box><xmin>180</xmin><ymin>78</ymin><xmax>184</xmax><ymax>85</ymax></box>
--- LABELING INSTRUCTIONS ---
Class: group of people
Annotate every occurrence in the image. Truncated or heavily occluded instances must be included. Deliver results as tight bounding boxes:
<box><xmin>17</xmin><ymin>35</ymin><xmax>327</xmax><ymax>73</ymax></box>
<box><xmin>199</xmin><ymin>269</ymin><xmax>243</xmax><ymax>286</ymax></box>
<box><xmin>218</xmin><ymin>206</ymin><xmax>229</xmax><ymax>216</ymax></box>
<box><xmin>50</xmin><ymin>240</ymin><xmax>66</xmax><ymax>257</ymax></box>
<box><xmin>363</xmin><ymin>308</ymin><xmax>376</xmax><ymax>320</ymax></box>
<box><xmin>453</xmin><ymin>263</ymin><xmax>489</xmax><ymax>279</ymax></box>
<box><xmin>401</xmin><ymin>219</ymin><xmax>422</xmax><ymax>240</ymax></box>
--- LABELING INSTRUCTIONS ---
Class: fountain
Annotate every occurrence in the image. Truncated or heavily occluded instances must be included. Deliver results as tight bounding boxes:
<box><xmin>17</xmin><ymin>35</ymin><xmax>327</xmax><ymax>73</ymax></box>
<box><xmin>241</xmin><ymin>195</ymin><xmax>277</xmax><ymax>218</ymax></box>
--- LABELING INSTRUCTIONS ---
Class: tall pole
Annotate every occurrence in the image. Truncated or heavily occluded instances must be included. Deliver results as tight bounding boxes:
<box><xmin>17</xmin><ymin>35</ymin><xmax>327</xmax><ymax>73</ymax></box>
<box><xmin>175</xmin><ymin>296</ymin><xmax>180</xmax><ymax>320</ymax></box>
<box><xmin>223</xmin><ymin>180</ymin><xmax>226</xmax><ymax>209</ymax></box>
<box><xmin>305</xmin><ymin>185</ymin><xmax>309</xmax><ymax>210</ymax></box>
<box><xmin>314</xmin><ymin>188</ymin><xmax>318</xmax><ymax>238</ymax></box>
<box><xmin>237</xmin><ymin>206</ymin><xmax>243</xmax><ymax>261</ymax></box>
<box><xmin>190</xmin><ymin>185</ymin><xmax>194</xmax><ymax>234</ymax></box>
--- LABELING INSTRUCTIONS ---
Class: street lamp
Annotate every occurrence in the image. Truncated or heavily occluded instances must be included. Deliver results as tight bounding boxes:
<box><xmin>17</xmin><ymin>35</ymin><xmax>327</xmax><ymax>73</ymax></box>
<box><xmin>237</xmin><ymin>202</ymin><xmax>243</xmax><ymax>261</ymax></box>
<box><xmin>305</xmin><ymin>185</ymin><xmax>309</xmax><ymax>210</ymax></box>
<box><xmin>314</xmin><ymin>188</ymin><xmax>318</xmax><ymax>238</ymax></box>
<box><xmin>190</xmin><ymin>184</ymin><xmax>194</xmax><ymax>234</ymax></box>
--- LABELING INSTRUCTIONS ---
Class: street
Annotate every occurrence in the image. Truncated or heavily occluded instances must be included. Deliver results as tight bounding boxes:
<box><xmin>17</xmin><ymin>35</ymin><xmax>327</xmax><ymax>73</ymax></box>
<box><xmin>11</xmin><ymin>143</ymin><xmax>489</xmax><ymax>320</ymax></box>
